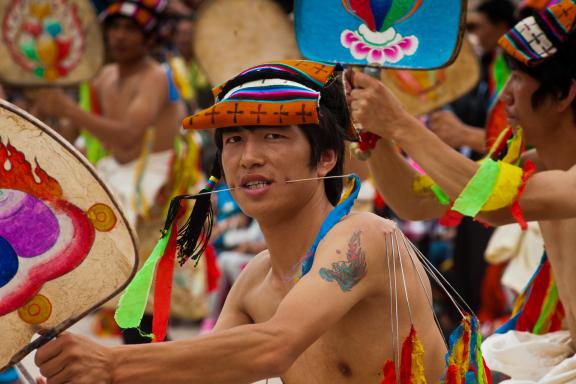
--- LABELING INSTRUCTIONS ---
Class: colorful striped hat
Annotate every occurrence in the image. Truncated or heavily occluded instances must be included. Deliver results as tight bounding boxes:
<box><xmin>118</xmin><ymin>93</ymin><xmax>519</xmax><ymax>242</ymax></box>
<box><xmin>520</xmin><ymin>0</ymin><xmax>561</xmax><ymax>12</ymax></box>
<box><xmin>182</xmin><ymin>60</ymin><xmax>352</xmax><ymax>134</ymax></box>
<box><xmin>100</xmin><ymin>0</ymin><xmax>168</xmax><ymax>32</ymax></box>
<box><xmin>499</xmin><ymin>0</ymin><xmax>576</xmax><ymax>66</ymax></box>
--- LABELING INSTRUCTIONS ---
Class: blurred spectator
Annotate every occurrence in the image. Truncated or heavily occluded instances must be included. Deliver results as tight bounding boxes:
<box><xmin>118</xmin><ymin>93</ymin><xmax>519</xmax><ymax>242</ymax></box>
<box><xmin>173</xmin><ymin>17</ymin><xmax>212</xmax><ymax>111</ymax></box>
<box><xmin>34</xmin><ymin>0</ymin><xmax>190</xmax><ymax>345</ymax></box>
<box><xmin>429</xmin><ymin>0</ymin><xmax>517</xmax><ymax>153</ymax></box>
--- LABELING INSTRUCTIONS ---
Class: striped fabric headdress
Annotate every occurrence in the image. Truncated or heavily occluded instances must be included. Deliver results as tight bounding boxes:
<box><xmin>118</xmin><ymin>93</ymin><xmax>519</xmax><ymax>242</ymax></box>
<box><xmin>183</xmin><ymin>60</ymin><xmax>355</xmax><ymax>139</ymax></box>
<box><xmin>499</xmin><ymin>0</ymin><xmax>576</xmax><ymax>66</ymax></box>
<box><xmin>100</xmin><ymin>0</ymin><xmax>168</xmax><ymax>32</ymax></box>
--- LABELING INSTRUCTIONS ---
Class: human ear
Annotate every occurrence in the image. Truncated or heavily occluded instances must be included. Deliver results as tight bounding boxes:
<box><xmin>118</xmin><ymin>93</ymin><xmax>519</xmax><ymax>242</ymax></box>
<box><xmin>557</xmin><ymin>80</ymin><xmax>576</xmax><ymax>113</ymax></box>
<box><xmin>317</xmin><ymin>149</ymin><xmax>338</xmax><ymax>177</ymax></box>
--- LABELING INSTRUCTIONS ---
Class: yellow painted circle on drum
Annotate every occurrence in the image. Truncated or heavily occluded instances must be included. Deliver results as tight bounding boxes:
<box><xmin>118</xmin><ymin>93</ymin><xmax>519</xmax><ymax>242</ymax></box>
<box><xmin>18</xmin><ymin>294</ymin><xmax>52</xmax><ymax>325</ymax></box>
<box><xmin>87</xmin><ymin>203</ymin><xmax>117</xmax><ymax>232</ymax></box>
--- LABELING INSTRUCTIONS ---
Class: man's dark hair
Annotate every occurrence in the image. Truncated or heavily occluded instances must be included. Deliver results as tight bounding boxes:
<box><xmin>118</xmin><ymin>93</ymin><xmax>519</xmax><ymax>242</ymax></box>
<box><xmin>214</xmin><ymin>76</ymin><xmax>348</xmax><ymax>206</ymax></box>
<box><xmin>103</xmin><ymin>14</ymin><xmax>157</xmax><ymax>39</ymax></box>
<box><xmin>505</xmin><ymin>33</ymin><xmax>576</xmax><ymax>120</ymax></box>
<box><xmin>476</xmin><ymin>0</ymin><xmax>517</xmax><ymax>28</ymax></box>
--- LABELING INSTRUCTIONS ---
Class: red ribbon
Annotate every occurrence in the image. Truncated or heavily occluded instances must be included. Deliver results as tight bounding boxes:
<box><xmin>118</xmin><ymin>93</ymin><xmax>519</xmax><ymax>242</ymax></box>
<box><xmin>152</xmin><ymin>203</ymin><xmax>185</xmax><ymax>342</ymax></box>
<box><xmin>511</xmin><ymin>160</ymin><xmax>536</xmax><ymax>230</ymax></box>
<box><xmin>358</xmin><ymin>132</ymin><xmax>381</xmax><ymax>152</ymax></box>
<box><xmin>152</xmin><ymin>222</ymin><xmax>178</xmax><ymax>342</ymax></box>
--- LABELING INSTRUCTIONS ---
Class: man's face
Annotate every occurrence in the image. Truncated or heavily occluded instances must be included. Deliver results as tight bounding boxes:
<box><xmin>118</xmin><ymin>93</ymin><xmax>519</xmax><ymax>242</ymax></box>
<box><xmin>105</xmin><ymin>17</ymin><xmax>148</xmax><ymax>64</ymax></box>
<box><xmin>175</xmin><ymin>20</ymin><xmax>194</xmax><ymax>59</ymax></box>
<box><xmin>502</xmin><ymin>70</ymin><xmax>552</xmax><ymax>143</ymax></box>
<box><xmin>220</xmin><ymin>126</ymin><xmax>325</xmax><ymax>220</ymax></box>
<box><xmin>468</xmin><ymin>12</ymin><xmax>508</xmax><ymax>54</ymax></box>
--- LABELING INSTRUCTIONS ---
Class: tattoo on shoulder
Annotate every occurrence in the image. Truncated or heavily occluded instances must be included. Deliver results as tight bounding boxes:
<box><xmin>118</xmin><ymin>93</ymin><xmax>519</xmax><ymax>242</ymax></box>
<box><xmin>319</xmin><ymin>231</ymin><xmax>368</xmax><ymax>292</ymax></box>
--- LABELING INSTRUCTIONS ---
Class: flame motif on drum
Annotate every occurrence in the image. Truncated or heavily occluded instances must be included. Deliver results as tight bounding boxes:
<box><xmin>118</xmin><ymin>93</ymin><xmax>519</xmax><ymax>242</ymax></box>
<box><xmin>2</xmin><ymin>0</ymin><xmax>85</xmax><ymax>81</ymax></box>
<box><xmin>0</xmin><ymin>140</ymin><xmax>115</xmax><ymax>320</ymax></box>
<box><xmin>340</xmin><ymin>0</ymin><xmax>422</xmax><ymax>64</ymax></box>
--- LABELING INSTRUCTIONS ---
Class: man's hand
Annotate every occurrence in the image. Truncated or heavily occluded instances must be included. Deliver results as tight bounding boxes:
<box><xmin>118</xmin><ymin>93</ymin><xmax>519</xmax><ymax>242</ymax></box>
<box><xmin>428</xmin><ymin>111</ymin><xmax>486</xmax><ymax>152</ymax></box>
<box><xmin>347</xmin><ymin>71</ymin><xmax>415</xmax><ymax>140</ymax></box>
<box><xmin>428</xmin><ymin>111</ymin><xmax>468</xmax><ymax>147</ymax></box>
<box><xmin>35</xmin><ymin>333</ymin><xmax>115</xmax><ymax>384</ymax></box>
<box><xmin>35</xmin><ymin>88</ymin><xmax>73</xmax><ymax>119</ymax></box>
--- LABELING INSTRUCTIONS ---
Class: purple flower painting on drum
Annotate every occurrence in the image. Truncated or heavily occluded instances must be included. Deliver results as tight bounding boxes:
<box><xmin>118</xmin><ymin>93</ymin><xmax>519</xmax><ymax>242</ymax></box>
<box><xmin>0</xmin><ymin>141</ymin><xmax>116</xmax><ymax>325</ymax></box>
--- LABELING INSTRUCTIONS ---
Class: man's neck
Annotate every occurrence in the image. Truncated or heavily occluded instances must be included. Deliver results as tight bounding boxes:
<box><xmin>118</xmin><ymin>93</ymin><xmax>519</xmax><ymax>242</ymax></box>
<box><xmin>257</xmin><ymin>188</ymin><xmax>335</xmax><ymax>283</ymax></box>
<box><xmin>534</xmin><ymin>117</ymin><xmax>576</xmax><ymax>170</ymax></box>
<box><xmin>117</xmin><ymin>56</ymin><xmax>150</xmax><ymax>79</ymax></box>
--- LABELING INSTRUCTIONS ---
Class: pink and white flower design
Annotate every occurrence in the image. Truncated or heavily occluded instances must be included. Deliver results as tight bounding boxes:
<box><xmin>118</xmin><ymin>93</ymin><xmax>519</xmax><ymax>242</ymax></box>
<box><xmin>341</xmin><ymin>24</ymin><xmax>419</xmax><ymax>65</ymax></box>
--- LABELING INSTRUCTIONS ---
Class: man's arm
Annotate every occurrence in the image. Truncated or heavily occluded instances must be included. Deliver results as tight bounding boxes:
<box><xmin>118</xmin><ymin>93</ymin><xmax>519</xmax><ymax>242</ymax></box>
<box><xmin>35</xmin><ymin>219</ymin><xmax>385</xmax><ymax>384</ymax></box>
<box><xmin>211</xmin><ymin>254</ymin><xmax>262</xmax><ymax>332</ymax></box>
<box><xmin>36</xmin><ymin>67</ymin><xmax>168</xmax><ymax>149</ymax></box>
<box><xmin>350</xmin><ymin>72</ymin><xmax>576</xmax><ymax>224</ymax></box>
<box><xmin>366</xmin><ymin>138</ymin><xmax>447</xmax><ymax>220</ymax></box>
<box><xmin>429</xmin><ymin>110</ymin><xmax>486</xmax><ymax>153</ymax></box>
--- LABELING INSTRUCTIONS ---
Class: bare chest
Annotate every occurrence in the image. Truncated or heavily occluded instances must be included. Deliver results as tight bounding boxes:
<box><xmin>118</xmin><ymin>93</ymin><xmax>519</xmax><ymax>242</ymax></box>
<box><xmin>97</xmin><ymin>77</ymin><xmax>139</xmax><ymax>120</ymax></box>
<box><xmin>245</xmin><ymin>286</ymin><xmax>398</xmax><ymax>384</ymax></box>
<box><xmin>539</xmin><ymin>219</ymin><xmax>576</xmax><ymax>336</ymax></box>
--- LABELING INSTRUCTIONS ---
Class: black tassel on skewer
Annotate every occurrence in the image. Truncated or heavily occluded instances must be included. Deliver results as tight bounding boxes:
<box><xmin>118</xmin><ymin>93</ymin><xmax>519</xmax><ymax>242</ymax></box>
<box><xmin>175</xmin><ymin>158</ymin><xmax>222</xmax><ymax>266</ymax></box>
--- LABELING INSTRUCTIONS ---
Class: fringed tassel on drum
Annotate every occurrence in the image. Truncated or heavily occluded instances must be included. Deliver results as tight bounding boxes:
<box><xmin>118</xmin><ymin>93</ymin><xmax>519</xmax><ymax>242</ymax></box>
<box><xmin>176</xmin><ymin>158</ymin><xmax>221</xmax><ymax>266</ymax></box>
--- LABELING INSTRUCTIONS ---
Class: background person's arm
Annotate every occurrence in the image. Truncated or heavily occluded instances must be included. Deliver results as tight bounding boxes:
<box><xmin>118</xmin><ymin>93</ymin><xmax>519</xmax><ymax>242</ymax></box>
<box><xmin>35</xmin><ymin>68</ymin><xmax>168</xmax><ymax>149</ymax></box>
<box><xmin>351</xmin><ymin>71</ymin><xmax>576</xmax><ymax>225</ymax></box>
<box><xmin>367</xmin><ymin>138</ymin><xmax>447</xmax><ymax>220</ymax></box>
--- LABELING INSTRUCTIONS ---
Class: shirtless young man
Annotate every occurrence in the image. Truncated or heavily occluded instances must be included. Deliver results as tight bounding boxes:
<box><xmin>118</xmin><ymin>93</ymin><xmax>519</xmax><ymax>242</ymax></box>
<box><xmin>34</xmin><ymin>61</ymin><xmax>446</xmax><ymax>383</ymax></box>
<box><xmin>37</xmin><ymin>0</ymin><xmax>185</xmax><ymax>225</ymax></box>
<box><xmin>349</xmin><ymin>0</ymin><xmax>576</xmax><ymax>380</ymax></box>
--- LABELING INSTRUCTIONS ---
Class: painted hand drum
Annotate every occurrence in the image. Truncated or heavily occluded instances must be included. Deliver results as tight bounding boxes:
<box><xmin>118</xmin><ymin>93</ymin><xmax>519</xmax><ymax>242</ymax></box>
<box><xmin>0</xmin><ymin>100</ymin><xmax>137</xmax><ymax>371</ymax></box>
<box><xmin>0</xmin><ymin>0</ymin><xmax>104</xmax><ymax>85</ymax></box>
<box><xmin>193</xmin><ymin>0</ymin><xmax>301</xmax><ymax>86</ymax></box>
<box><xmin>380</xmin><ymin>39</ymin><xmax>480</xmax><ymax>117</ymax></box>
<box><xmin>295</xmin><ymin>0</ymin><xmax>467</xmax><ymax>69</ymax></box>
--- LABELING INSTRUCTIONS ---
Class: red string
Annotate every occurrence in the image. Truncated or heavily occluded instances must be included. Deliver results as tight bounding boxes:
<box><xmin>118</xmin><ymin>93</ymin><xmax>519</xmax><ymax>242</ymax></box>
<box><xmin>358</xmin><ymin>132</ymin><xmax>381</xmax><ymax>152</ymax></box>
<box><xmin>516</xmin><ymin>260</ymin><xmax>550</xmax><ymax>332</ymax></box>
<box><xmin>439</xmin><ymin>209</ymin><xmax>463</xmax><ymax>227</ymax></box>
<box><xmin>400</xmin><ymin>326</ymin><xmax>416</xmax><ymax>384</ymax></box>
<box><xmin>445</xmin><ymin>365</ymin><xmax>459</xmax><ymax>384</ymax></box>
<box><xmin>204</xmin><ymin>243</ymin><xmax>221</xmax><ymax>293</ymax></box>
<box><xmin>152</xmin><ymin>202</ymin><xmax>186</xmax><ymax>343</ymax></box>
<box><xmin>511</xmin><ymin>160</ymin><xmax>536</xmax><ymax>230</ymax></box>
<box><xmin>381</xmin><ymin>360</ymin><xmax>397</xmax><ymax>384</ymax></box>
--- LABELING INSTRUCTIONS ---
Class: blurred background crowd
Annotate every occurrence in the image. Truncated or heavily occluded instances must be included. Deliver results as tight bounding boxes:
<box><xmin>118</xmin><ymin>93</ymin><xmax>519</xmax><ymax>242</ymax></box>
<box><xmin>0</xmin><ymin>0</ymin><xmax>549</xmax><ymax>382</ymax></box>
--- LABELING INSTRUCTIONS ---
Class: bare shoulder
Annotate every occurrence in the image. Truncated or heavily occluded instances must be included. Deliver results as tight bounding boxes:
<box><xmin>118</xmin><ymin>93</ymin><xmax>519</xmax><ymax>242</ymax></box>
<box><xmin>142</xmin><ymin>59</ymin><xmax>168</xmax><ymax>84</ymax></box>
<box><xmin>314</xmin><ymin>212</ymin><xmax>399</xmax><ymax>274</ymax></box>
<box><xmin>92</xmin><ymin>63</ymin><xmax>117</xmax><ymax>90</ymax></box>
<box><xmin>212</xmin><ymin>250</ymin><xmax>271</xmax><ymax>331</ymax></box>
<box><xmin>521</xmin><ymin>149</ymin><xmax>545</xmax><ymax>171</ymax></box>
<box><xmin>231</xmin><ymin>250</ymin><xmax>272</xmax><ymax>291</ymax></box>
<box><xmin>324</xmin><ymin>212</ymin><xmax>398</xmax><ymax>245</ymax></box>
